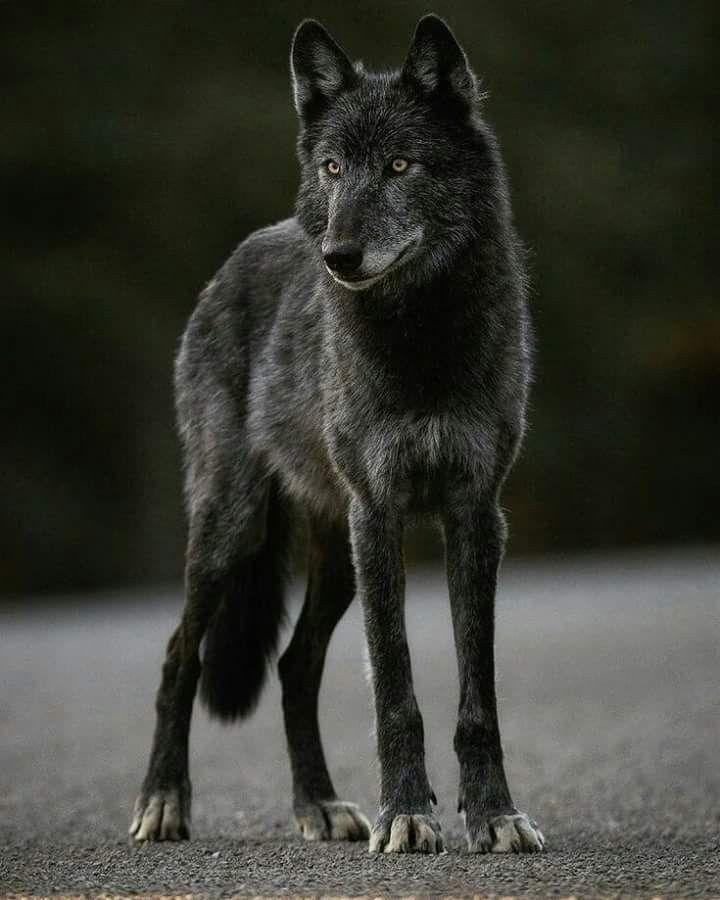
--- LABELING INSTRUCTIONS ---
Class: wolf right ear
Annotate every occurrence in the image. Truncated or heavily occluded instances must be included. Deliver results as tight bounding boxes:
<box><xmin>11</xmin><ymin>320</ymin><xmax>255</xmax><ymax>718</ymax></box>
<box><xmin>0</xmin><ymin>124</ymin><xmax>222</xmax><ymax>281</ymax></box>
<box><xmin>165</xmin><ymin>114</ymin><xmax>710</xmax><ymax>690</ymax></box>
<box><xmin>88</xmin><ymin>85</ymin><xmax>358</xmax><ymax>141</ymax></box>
<box><xmin>402</xmin><ymin>15</ymin><xmax>477</xmax><ymax>105</ymax></box>
<box><xmin>291</xmin><ymin>20</ymin><xmax>357</xmax><ymax>121</ymax></box>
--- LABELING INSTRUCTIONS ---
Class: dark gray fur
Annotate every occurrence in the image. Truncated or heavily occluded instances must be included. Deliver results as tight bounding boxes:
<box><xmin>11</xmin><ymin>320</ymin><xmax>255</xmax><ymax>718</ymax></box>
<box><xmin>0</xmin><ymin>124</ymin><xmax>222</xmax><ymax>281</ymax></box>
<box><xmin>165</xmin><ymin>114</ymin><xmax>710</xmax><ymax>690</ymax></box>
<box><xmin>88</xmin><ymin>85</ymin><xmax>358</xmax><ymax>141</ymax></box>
<box><xmin>130</xmin><ymin>15</ymin><xmax>544</xmax><ymax>854</ymax></box>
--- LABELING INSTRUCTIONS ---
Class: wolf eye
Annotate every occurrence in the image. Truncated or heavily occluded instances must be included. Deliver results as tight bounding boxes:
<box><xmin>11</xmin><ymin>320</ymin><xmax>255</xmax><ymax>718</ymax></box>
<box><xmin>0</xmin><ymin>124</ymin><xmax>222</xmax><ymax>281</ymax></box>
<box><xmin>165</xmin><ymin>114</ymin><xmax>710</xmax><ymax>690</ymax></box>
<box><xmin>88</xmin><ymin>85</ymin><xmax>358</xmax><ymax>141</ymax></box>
<box><xmin>325</xmin><ymin>160</ymin><xmax>342</xmax><ymax>176</ymax></box>
<box><xmin>391</xmin><ymin>158</ymin><xmax>409</xmax><ymax>174</ymax></box>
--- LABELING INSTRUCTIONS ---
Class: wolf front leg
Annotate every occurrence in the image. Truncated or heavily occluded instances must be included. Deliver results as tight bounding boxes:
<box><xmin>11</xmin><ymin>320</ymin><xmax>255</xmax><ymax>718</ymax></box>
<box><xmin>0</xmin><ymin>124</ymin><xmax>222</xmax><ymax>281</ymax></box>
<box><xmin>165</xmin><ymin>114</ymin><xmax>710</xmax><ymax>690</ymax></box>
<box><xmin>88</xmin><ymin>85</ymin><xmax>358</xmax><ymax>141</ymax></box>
<box><xmin>443</xmin><ymin>498</ymin><xmax>544</xmax><ymax>853</ymax></box>
<box><xmin>349</xmin><ymin>499</ymin><xmax>444</xmax><ymax>854</ymax></box>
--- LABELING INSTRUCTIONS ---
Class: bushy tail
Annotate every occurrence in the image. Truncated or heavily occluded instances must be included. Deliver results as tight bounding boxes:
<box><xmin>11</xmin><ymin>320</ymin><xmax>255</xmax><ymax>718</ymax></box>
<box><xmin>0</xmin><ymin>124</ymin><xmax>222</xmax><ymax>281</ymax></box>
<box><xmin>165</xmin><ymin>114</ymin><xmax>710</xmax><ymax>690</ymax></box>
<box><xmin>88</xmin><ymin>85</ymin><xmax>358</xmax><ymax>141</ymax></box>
<box><xmin>199</xmin><ymin>482</ymin><xmax>292</xmax><ymax>722</ymax></box>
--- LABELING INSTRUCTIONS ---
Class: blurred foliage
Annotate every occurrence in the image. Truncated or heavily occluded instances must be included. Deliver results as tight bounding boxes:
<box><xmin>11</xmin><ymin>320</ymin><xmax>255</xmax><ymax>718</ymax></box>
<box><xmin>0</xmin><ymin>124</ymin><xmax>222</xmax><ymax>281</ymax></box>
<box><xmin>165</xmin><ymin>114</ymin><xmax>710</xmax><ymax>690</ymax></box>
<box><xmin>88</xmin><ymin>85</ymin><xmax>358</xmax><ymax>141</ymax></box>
<box><xmin>1</xmin><ymin>1</ymin><xmax>716</xmax><ymax>594</ymax></box>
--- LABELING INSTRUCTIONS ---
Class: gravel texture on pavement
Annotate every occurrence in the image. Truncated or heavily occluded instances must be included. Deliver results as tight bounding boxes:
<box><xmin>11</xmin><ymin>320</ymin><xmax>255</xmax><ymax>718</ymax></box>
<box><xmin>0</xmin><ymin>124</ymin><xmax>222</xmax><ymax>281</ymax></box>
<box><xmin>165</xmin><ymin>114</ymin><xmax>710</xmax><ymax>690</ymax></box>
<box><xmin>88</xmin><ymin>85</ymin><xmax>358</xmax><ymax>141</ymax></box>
<box><xmin>1</xmin><ymin>549</ymin><xmax>719</xmax><ymax>897</ymax></box>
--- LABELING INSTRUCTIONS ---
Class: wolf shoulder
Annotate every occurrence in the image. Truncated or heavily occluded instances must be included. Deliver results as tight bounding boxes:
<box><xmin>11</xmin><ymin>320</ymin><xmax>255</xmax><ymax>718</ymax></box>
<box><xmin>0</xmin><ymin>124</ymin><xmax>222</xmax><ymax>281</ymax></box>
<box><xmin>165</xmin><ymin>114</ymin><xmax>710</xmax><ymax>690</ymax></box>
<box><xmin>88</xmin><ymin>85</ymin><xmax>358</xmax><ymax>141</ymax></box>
<box><xmin>190</xmin><ymin>217</ymin><xmax>315</xmax><ymax>322</ymax></box>
<box><xmin>176</xmin><ymin>217</ymin><xmax>318</xmax><ymax>373</ymax></box>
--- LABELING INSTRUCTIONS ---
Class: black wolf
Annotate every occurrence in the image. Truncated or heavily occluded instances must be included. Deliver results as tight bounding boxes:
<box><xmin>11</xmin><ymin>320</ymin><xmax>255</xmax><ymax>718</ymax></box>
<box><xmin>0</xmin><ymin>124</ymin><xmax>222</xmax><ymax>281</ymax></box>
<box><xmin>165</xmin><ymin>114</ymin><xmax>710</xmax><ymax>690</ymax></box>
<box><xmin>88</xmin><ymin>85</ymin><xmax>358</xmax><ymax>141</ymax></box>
<box><xmin>130</xmin><ymin>14</ymin><xmax>544</xmax><ymax>854</ymax></box>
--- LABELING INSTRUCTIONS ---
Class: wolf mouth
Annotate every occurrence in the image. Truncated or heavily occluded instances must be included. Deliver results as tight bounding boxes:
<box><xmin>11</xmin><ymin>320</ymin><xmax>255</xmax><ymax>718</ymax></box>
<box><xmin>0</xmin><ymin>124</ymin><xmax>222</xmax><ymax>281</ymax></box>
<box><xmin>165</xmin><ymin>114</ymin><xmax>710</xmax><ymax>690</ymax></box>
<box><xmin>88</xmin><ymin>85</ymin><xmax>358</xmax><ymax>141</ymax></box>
<box><xmin>327</xmin><ymin>242</ymin><xmax>415</xmax><ymax>291</ymax></box>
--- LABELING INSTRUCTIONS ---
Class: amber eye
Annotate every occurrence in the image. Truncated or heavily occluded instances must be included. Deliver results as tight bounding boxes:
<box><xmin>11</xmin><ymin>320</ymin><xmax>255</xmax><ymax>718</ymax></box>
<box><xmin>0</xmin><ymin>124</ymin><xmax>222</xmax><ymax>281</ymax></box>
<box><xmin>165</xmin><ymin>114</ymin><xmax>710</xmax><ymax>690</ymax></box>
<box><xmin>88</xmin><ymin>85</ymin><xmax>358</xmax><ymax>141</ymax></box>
<box><xmin>326</xmin><ymin>160</ymin><xmax>341</xmax><ymax>176</ymax></box>
<box><xmin>391</xmin><ymin>158</ymin><xmax>409</xmax><ymax>173</ymax></box>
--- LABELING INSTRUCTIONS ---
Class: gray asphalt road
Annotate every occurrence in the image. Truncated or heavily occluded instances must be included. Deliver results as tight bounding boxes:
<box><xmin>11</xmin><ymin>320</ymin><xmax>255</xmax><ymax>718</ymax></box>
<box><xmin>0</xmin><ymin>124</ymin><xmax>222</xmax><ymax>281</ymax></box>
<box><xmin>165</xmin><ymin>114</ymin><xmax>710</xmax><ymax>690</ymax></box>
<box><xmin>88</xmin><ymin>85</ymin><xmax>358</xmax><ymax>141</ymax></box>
<box><xmin>1</xmin><ymin>550</ymin><xmax>719</xmax><ymax>897</ymax></box>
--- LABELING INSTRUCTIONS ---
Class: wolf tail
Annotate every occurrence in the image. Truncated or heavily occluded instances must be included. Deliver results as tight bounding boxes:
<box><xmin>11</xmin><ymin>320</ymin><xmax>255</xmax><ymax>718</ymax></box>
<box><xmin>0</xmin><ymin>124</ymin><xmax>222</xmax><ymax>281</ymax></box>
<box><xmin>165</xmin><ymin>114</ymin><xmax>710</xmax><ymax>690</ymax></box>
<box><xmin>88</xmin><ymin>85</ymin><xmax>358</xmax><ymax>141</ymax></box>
<box><xmin>199</xmin><ymin>482</ymin><xmax>292</xmax><ymax>722</ymax></box>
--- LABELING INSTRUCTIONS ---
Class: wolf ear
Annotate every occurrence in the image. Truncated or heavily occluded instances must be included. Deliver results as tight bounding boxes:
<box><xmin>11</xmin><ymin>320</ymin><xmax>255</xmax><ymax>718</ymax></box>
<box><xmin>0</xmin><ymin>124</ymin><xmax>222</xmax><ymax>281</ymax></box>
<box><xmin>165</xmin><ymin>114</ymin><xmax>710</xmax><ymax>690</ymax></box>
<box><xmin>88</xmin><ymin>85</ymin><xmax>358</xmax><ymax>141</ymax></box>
<box><xmin>291</xmin><ymin>20</ymin><xmax>357</xmax><ymax>120</ymax></box>
<box><xmin>401</xmin><ymin>15</ymin><xmax>477</xmax><ymax>104</ymax></box>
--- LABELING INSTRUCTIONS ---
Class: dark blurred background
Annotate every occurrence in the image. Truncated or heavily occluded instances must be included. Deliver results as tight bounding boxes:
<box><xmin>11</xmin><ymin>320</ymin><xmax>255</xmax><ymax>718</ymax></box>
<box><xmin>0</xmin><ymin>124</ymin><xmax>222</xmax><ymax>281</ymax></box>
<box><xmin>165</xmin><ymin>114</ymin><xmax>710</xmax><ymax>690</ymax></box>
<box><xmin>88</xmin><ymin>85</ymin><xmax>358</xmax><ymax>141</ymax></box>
<box><xmin>1</xmin><ymin>1</ymin><xmax>716</xmax><ymax>596</ymax></box>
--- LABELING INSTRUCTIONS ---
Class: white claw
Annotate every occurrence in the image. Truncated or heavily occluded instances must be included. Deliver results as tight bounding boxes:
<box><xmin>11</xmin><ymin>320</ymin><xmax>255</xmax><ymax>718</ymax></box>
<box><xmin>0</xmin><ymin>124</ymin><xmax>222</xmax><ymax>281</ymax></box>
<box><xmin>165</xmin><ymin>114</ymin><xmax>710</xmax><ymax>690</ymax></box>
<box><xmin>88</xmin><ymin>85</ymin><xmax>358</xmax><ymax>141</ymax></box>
<box><xmin>295</xmin><ymin>800</ymin><xmax>371</xmax><ymax>842</ymax></box>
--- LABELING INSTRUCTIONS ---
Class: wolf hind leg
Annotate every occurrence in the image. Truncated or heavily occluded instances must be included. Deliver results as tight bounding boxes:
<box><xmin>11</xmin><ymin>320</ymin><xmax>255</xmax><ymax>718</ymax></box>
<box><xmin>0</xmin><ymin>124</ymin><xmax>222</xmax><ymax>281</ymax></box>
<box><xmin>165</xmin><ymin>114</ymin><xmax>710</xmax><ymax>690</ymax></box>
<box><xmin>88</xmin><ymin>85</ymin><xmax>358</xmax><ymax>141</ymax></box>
<box><xmin>278</xmin><ymin>516</ymin><xmax>371</xmax><ymax>842</ymax></box>
<box><xmin>130</xmin><ymin>463</ymin><xmax>288</xmax><ymax>842</ymax></box>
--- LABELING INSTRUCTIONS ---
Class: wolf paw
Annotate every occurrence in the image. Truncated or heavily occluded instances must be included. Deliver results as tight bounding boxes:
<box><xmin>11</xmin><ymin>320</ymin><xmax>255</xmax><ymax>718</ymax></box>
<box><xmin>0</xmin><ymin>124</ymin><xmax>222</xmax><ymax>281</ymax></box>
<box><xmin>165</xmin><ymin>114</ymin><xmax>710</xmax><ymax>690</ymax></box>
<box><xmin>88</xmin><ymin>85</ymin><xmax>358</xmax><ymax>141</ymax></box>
<box><xmin>129</xmin><ymin>787</ymin><xmax>190</xmax><ymax>842</ymax></box>
<box><xmin>465</xmin><ymin>810</ymin><xmax>544</xmax><ymax>853</ymax></box>
<box><xmin>295</xmin><ymin>800</ymin><xmax>371</xmax><ymax>841</ymax></box>
<box><xmin>370</xmin><ymin>813</ymin><xmax>444</xmax><ymax>854</ymax></box>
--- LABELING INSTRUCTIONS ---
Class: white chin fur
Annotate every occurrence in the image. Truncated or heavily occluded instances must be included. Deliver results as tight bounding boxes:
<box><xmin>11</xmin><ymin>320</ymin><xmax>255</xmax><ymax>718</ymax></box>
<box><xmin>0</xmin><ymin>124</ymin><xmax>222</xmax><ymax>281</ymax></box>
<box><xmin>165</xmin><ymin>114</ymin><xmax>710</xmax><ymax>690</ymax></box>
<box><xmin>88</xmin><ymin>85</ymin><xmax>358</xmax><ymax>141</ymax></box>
<box><xmin>326</xmin><ymin>267</ymin><xmax>386</xmax><ymax>291</ymax></box>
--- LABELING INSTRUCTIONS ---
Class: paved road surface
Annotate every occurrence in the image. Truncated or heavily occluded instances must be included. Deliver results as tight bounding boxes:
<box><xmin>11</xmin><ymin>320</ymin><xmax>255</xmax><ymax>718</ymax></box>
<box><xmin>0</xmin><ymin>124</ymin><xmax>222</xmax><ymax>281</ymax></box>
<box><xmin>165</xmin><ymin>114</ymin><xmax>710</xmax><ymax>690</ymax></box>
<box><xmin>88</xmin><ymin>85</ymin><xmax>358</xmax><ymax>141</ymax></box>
<box><xmin>1</xmin><ymin>550</ymin><xmax>719</xmax><ymax>897</ymax></box>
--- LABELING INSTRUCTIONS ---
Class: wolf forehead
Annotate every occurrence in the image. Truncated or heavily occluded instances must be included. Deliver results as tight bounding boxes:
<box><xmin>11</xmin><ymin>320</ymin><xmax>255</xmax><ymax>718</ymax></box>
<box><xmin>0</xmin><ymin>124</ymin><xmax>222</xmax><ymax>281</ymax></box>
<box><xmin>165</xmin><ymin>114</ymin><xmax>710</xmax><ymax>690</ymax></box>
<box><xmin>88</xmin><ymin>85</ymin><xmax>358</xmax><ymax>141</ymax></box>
<box><xmin>305</xmin><ymin>79</ymin><xmax>452</xmax><ymax>153</ymax></box>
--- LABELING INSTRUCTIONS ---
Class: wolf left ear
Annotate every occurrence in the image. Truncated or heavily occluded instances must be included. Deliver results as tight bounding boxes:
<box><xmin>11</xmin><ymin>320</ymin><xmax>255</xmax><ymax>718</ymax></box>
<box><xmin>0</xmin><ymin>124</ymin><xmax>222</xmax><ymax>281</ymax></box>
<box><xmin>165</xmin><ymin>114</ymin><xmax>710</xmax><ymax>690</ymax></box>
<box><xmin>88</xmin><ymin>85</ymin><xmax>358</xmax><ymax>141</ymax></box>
<box><xmin>402</xmin><ymin>15</ymin><xmax>477</xmax><ymax>104</ymax></box>
<box><xmin>291</xmin><ymin>20</ymin><xmax>357</xmax><ymax>120</ymax></box>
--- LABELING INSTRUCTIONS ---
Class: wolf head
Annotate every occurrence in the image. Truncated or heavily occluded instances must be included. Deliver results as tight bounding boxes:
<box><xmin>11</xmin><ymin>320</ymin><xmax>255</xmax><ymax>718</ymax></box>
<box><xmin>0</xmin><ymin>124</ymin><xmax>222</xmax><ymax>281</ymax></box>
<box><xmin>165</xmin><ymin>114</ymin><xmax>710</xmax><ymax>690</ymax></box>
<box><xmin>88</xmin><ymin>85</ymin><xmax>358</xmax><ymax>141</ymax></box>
<box><xmin>291</xmin><ymin>15</ymin><xmax>501</xmax><ymax>294</ymax></box>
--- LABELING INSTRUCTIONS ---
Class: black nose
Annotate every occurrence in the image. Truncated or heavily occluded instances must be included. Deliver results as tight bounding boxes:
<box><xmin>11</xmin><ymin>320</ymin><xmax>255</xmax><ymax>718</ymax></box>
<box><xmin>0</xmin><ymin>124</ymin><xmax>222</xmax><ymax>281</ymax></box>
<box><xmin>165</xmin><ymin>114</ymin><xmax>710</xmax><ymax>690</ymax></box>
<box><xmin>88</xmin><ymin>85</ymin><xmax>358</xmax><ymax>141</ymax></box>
<box><xmin>323</xmin><ymin>243</ymin><xmax>363</xmax><ymax>277</ymax></box>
